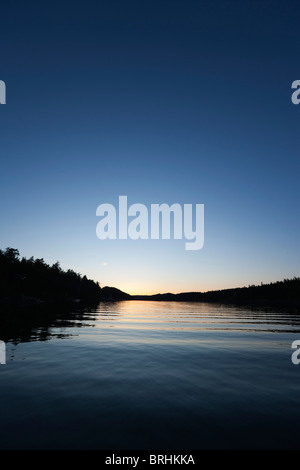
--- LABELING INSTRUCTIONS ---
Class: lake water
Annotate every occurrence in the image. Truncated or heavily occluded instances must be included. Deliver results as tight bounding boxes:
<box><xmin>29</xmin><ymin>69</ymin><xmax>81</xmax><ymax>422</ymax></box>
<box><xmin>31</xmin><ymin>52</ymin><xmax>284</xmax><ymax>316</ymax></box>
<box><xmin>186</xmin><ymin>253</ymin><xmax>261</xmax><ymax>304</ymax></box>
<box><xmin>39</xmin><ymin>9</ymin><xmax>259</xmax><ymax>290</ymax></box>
<box><xmin>1</xmin><ymin>300</ymin><xmax>300</xmax><ymax>450</ymax></box>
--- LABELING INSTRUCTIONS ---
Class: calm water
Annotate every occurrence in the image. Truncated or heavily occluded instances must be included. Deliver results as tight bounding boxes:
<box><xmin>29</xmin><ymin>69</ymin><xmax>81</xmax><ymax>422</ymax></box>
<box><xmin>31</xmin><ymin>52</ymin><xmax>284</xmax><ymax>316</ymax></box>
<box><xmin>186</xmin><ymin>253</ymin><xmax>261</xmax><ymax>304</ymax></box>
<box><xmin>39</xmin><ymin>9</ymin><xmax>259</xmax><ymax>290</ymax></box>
<box><xmin>1</xmin><ymin>301</ymin><xmax>300</xmax><ymax>449</ymax></box>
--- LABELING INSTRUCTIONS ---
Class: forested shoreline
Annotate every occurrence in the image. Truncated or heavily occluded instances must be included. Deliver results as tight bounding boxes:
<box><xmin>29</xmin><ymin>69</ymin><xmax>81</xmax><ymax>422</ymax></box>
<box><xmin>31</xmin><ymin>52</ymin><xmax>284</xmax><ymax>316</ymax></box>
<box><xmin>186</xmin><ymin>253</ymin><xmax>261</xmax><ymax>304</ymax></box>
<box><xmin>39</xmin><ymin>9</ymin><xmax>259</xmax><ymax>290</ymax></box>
<box><xmin>0</xmin><ymin>247</ymin><xmax>299</xmax><ymax>311</ymax></box>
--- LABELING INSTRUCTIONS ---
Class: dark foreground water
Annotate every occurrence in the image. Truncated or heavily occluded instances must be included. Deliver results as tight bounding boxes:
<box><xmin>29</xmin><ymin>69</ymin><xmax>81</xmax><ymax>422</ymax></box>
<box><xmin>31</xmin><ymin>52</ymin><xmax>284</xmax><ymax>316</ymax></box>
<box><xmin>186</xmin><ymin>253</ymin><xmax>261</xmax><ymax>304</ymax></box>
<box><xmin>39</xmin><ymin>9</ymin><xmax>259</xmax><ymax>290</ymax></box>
<box><xmin>1</xmin><ymin>301</ymin><xmax>300</xmax><ymax>450</ymax></box>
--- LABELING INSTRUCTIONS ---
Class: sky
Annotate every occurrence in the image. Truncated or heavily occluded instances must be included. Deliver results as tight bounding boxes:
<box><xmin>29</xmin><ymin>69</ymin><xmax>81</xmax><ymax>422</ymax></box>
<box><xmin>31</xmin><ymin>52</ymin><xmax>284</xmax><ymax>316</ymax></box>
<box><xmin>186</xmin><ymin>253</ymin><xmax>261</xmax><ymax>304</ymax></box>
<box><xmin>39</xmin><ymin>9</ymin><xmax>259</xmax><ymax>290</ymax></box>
<box><xmin>0</xmin><ymin>0</ymin><xmax>299</xmax><ymax>295</ymax></box>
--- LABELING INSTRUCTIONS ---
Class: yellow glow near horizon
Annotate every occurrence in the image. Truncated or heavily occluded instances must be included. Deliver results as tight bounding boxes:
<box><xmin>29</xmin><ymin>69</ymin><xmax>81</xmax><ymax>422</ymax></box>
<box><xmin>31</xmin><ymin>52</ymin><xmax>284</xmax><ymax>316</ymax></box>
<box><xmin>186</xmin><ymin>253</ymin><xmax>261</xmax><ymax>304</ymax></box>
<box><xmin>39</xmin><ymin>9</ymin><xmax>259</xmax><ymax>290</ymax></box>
<box><xmin>96</xmin><ymin>279</ymin><xmax>246</xmax><ymax>296</ymax></box>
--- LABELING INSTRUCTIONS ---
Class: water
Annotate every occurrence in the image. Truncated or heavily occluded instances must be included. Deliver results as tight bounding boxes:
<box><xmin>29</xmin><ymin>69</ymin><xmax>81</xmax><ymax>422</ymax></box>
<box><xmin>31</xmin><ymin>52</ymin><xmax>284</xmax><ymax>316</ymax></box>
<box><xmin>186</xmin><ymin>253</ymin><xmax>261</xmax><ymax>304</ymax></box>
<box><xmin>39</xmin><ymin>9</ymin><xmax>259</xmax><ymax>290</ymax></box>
<box><xmin>1</xmin><ymin>301</ymin><xmax>300</xmax><ymax>449</ymax></box>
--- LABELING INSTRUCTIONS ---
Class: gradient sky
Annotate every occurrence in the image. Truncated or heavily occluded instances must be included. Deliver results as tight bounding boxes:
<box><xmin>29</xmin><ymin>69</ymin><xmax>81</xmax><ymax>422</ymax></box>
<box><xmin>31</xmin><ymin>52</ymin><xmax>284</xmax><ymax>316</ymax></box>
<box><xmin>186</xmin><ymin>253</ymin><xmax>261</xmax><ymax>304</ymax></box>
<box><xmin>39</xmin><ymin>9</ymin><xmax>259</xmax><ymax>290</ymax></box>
<box><xmin>0</xmin><ymin>0</ymin><xmax>299</xmax><ymax>295</ymax></box>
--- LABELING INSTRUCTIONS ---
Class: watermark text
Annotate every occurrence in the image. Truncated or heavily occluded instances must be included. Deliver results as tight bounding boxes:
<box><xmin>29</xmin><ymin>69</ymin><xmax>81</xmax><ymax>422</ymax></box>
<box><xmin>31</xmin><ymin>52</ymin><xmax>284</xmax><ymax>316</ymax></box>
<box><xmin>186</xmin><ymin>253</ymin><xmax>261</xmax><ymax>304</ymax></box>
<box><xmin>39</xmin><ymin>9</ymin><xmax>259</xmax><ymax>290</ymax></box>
<box><xmin>0</xmin><ymin>80</ymin><xmax>6</xmax><ymax>104</ymax></box>
<box><xmin>96</xmin><ymin>196</ymin><xmax>204</xmax><ymax>251</ymax></box>
<box><xmin>291</xmin><ymin>80</ymin><xmax>300</xmax><ymax>104</ymax></box>
<box><xmin>0</xmin><ymin>341</ymin><xmax>6</xmax><ymax>364</ymax></box>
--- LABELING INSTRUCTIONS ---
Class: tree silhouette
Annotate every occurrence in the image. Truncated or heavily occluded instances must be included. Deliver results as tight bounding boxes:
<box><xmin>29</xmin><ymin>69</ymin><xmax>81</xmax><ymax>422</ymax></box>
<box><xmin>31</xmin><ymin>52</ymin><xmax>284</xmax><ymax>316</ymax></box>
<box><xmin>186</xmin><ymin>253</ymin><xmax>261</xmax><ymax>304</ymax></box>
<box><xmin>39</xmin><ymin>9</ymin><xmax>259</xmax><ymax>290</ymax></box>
<box><xmin>0</xmin><ymin>247</ymin><xmax>102</xmax><ymax>306</ymax></box>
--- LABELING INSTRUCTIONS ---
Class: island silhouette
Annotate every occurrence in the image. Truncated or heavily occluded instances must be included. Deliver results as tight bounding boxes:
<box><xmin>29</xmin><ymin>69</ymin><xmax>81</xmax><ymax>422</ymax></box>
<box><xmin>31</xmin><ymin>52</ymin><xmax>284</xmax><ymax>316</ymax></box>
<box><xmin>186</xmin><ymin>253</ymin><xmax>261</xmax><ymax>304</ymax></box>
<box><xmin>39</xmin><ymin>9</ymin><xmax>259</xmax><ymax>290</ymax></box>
<box><xmin>0</xmin><ymin>247</ymin><xmax>299</xmax><ymax>311</ymax></box>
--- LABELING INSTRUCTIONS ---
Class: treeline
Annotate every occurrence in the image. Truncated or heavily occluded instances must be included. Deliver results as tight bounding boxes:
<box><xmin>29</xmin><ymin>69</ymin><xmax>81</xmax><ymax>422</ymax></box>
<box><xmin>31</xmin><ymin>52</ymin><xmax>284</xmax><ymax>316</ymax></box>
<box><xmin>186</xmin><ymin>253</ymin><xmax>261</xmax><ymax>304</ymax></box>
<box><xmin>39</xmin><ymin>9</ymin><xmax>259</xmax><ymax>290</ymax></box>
<box><xmin>200</xmin><ymin>278</ymin><xmax>300</xmax><ymax>308</ymax></box>
<box><xmin>132</xmin><ymin>278</ymin><xmax>300</xmax><ymax>310</ymax></box>
<box><xmin>0</xmin><ymin>247</ymin><xmax>102</xmax><ymax>306</ymax></box>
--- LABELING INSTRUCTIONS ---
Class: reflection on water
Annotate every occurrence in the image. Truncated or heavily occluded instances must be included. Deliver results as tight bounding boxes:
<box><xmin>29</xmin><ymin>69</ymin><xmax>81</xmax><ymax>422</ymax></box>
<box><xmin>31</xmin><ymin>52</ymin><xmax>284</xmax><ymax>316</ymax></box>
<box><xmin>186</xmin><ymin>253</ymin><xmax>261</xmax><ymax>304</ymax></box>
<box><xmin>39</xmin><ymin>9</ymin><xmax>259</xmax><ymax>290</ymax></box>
<box><xmin>0</xmin><ymin>304</ymin><xmax>98</xmax><ymax>345</ymax></box>
<box><xmin>1</xmin><ymin>301</ymin><xmax>300</xmax><ymax>449</ymax></box>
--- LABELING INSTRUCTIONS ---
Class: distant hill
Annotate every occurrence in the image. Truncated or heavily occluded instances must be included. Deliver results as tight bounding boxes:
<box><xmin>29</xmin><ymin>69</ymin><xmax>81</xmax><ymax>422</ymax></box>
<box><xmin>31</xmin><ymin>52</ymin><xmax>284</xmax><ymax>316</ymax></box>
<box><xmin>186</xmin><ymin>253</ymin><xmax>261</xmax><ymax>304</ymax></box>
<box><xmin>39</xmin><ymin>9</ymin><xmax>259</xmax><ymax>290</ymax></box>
<box><xmin>100</xmin><ymin>286</ymin><xmax>131</xmax><ymax>301</ymax></box>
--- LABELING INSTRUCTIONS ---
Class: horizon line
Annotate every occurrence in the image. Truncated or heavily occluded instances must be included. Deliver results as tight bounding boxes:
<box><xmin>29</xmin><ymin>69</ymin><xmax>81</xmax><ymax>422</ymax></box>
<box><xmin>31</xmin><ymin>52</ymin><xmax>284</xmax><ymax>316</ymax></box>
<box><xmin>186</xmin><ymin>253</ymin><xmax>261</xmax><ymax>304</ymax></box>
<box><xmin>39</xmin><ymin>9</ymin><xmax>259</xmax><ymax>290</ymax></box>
<box><xmin>103</xmin><ymin>276</ymin><xmax>300</xmax><ymax>297</ymax></box>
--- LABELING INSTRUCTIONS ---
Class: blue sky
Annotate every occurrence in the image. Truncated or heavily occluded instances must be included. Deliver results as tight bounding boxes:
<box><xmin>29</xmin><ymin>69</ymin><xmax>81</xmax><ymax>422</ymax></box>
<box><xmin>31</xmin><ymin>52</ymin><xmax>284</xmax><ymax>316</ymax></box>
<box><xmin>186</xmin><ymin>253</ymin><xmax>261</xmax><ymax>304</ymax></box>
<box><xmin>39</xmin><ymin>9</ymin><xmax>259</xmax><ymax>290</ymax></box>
<box><xmin>0</xmin><ymin>0</ymin><xmax>299</xmax><ymax>294</ymax></box>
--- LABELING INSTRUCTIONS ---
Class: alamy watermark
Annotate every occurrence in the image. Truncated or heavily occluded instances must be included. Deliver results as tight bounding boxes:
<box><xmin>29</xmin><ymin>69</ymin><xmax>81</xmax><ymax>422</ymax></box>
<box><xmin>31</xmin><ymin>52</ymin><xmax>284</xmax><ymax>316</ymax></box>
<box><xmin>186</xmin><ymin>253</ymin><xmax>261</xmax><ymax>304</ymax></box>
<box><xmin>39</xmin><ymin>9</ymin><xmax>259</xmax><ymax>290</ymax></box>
<box><xmin>291</xmin><ymin>80</ymin><xmax>300</xmax><ymax>105</ymax></box>
<box><xmin>0</xmin><ymin>341</ymin><xmax>6</xmax><ymax>364</ymax></box>
<box><xmin>291</xmin><ymin>340</ymin><xmax>300</xmax><ymax>365</ymax></box>
<box><xmin>0</xmin><ymin>80</ymin><xmax>6</xmax><ymax>104</ymax></box>
<box><xmin>96</xmin><ymin>196</ymin><xmax>204</xmax><ymax>250</ymax></box>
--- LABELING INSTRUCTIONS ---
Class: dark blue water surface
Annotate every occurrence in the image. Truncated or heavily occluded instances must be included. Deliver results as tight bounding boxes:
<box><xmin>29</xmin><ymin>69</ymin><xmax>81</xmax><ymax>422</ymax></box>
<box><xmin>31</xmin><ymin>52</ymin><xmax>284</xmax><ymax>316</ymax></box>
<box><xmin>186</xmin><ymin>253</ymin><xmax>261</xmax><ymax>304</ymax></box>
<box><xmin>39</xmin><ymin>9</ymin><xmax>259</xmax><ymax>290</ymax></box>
<box><xmin>1</xmin><ymin>301</ymin><xmax>300</xmax><ymax>449</ymax></box>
